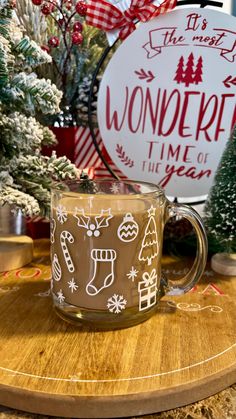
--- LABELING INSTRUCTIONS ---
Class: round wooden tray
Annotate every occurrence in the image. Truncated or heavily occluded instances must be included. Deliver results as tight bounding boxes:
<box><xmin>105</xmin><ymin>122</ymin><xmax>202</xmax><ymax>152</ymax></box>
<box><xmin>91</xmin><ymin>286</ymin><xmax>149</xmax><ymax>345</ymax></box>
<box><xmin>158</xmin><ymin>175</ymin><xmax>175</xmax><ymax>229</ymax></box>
<box><xmin>0</xmin><ymin>240</ymin><xmax>235</xmax><ymax>418</ymax></box>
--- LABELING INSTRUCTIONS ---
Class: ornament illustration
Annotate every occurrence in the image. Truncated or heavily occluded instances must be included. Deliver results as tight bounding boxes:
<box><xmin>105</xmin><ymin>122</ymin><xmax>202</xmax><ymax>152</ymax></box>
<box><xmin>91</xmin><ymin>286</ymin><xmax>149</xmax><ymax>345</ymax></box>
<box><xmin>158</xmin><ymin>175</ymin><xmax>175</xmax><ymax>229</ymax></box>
<box><xmin>56</xmin><ymin>204</ymin><xmax>68</xmax><ymax>224</ymax></box>
<box><xmin>107</xmin><ymin>294</ymin><xmax>127</xmax><ymax>314</ymax></box>
<box><xmin>52</xmin><ymin>253</ymin><xmax>62</xmax><ymax>282</ymax></box>
<box><xmin>86</xmin><ymin>249</ymin><xmax>117</xmax><ymax>296</ymax></box>
<box><xmin>138</xmin><ymin>205</ymin><xmax>158</xmax><ymax>266</ymax></box>
<box><xmin>126</xmin><ymin>266</ymin><xmax>139</xmax><ymax>282</ymax></box>
<box><xmin>50</xmin><ymin>218</ymin><xmax>56</xmax><ymax>243</ymax></box>
<box><xmin>117</xmin><ymin>213</ymin><xmax>139</xmax><ymax>242</ymax></box>
<box><xmin>74</xmin><ymin>207</ymin><xmax>113</xmax><ymax>237</ymax></box>
<box><xmin>57</xmin><ymin>289</ymin><xmax>65</xmax><ymax>304</ymax></box>
<box><xmin>68</xmin><ymin>278</ymin><xmax>79</xmax><ymax>293</ymax></box>
<box><xmin>60</xmin><ymin>231</ymin><xmax>75</xmax><ymax>273</ymax></box>
<box><xmin>138</xmin><ymin>269</ymin><xmax>157</xmax><ymax>311</ymax></box>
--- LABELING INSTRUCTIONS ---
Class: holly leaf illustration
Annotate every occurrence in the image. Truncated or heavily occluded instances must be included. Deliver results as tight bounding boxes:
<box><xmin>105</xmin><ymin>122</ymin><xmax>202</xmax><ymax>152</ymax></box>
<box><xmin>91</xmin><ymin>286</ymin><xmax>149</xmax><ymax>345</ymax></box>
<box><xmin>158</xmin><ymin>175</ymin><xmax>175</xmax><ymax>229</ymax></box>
<box><xmin>73</xmin><ymin>208</ymin><xmax>90</xmax><ymax>229</ymax></box>
<box><xmin>95</xmin><ymin>208</ymin><xmax>113</xmax><ymax>229</ymax></box>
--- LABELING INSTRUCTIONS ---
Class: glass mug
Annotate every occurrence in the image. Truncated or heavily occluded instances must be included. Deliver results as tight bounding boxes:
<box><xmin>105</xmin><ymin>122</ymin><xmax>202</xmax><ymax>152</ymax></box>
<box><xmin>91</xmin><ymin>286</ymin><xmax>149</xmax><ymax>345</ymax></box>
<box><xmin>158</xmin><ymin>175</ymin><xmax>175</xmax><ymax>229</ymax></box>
<box><xmin>51</xmin><ymin>179</ymin><xmax>207</xmax><ymax>329</ymax></box>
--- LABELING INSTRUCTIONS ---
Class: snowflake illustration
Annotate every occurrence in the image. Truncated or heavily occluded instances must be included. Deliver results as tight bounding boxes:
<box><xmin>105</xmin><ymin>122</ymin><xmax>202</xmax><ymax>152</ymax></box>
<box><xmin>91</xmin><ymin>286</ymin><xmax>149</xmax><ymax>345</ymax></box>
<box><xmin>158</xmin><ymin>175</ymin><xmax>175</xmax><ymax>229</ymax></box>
<box><xmin>107</xmin><ymin>294</ymin><xmax>127</xmax><ymax>314</ymax></box>
<box><xmin>68</xmin><ymin>278</ymin><xmax>78</xmax><ymax>293</ymax></box>
<box><xmin>56</xmin><ymin>204</ymin><xmax>68</xmax><ymax>224</ymax></box>
<box><xmin>126</xmin><ymin>266</ymin><xmax>139</xmax><ymax>282</ymax></box>
<box><xmin>110</xmin><ymin>183</ymin><xmax>120</xmax><ymax>194</ymax></box>
<box><xmin>57</xmin><ymin>289</ymin><xmax>65</xmax><ymax>304</ymax></box>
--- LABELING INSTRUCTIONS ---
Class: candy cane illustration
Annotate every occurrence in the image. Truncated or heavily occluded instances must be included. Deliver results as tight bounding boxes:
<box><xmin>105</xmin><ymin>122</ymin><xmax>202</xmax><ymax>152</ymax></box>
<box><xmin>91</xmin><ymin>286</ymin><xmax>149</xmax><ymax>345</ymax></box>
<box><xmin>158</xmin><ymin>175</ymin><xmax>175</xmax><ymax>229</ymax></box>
<box><xmin>50</xmin><ymin>218</ymin><xmax>56</xmax><ymax>244</ymax></box>
<box><xmin>60</xmin><ymin>231</ymin><xmax>75</xmax><ymax>273</ymax></box>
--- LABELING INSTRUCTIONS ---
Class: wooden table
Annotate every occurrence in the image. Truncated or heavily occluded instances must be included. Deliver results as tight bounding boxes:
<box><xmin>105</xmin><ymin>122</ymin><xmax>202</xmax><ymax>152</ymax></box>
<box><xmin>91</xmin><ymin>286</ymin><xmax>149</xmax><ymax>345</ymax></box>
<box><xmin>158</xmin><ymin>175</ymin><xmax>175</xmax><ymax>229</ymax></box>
<box><xmin>0</xmin><ymin>239</ymin><xmax>235</xmax><ymax>418</ymax></box>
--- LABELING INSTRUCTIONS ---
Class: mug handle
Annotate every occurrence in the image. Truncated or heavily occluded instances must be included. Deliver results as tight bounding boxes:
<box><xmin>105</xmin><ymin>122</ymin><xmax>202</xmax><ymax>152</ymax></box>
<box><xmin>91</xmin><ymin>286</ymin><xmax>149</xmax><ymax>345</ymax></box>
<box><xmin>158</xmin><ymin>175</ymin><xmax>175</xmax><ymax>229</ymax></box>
<box><xmin>162</xmin><ymin>202</ymin><xmax>208</xmax><ymax>296</ymax></box>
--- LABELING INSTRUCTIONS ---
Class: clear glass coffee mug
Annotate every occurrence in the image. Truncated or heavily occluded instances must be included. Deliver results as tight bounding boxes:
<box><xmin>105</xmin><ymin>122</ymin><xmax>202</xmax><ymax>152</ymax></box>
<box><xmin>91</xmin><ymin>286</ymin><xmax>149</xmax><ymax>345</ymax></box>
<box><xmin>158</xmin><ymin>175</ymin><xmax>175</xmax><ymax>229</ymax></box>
<box><xmin>51</xmin><ymin>179</ymin><xmax>207</xmax><ymax>329</ymax></box>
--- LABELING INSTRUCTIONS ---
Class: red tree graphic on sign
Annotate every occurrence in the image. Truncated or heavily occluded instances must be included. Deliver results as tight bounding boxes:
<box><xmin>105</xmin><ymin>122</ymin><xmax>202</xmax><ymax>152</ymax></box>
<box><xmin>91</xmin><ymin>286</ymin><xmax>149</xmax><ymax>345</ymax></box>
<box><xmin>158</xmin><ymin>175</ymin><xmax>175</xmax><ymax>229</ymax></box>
<box><xmin>174</xmin><ymin>54</ymin><xmax>204</xmax><ymax>87</ymax></box>
<box><xmin>174</xmin><ymin>56</ymin><xmax>184</xmax><ymax>84</ymax></box>
<box><xmin>183</xmin><ymin>53</ymin><xmax>194</xmax><ymax>87</ymax></box>
<box><xmin>193</xmin><ymin>56</ymin><xmax>203</xmax><ymax>85</ymax></box>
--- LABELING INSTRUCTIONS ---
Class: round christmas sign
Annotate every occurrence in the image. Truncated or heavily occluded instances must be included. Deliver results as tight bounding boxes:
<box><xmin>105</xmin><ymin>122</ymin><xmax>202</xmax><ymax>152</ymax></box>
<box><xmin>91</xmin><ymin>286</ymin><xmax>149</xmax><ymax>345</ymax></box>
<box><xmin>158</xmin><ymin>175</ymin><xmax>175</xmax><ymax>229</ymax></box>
<box><xmin>97</xmin><ymin>8</ymin><xmax>236</xmax><ymax>198</ymax></box>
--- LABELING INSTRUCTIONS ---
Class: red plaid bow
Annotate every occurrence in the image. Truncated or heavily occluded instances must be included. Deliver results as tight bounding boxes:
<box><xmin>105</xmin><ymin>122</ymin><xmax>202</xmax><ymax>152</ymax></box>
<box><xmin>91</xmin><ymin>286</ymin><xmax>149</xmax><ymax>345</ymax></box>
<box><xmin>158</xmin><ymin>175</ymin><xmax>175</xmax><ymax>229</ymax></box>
<box><xmin>86</xmin><ymin>0</ymin><xmax>177</xmax><ymax>40</ymax></box>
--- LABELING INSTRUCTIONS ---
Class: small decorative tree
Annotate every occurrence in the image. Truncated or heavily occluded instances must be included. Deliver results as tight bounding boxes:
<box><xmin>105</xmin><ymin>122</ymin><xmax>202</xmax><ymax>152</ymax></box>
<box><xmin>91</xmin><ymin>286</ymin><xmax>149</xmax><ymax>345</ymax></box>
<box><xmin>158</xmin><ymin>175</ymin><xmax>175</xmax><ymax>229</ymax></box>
<box><xmin>0</xmin><ymin>0</ymin><xmax>78</xmax><ymax>217</ymax></box>
<box><xmin>204</xmin><ymin>125</ymin><xmax>236</xmax><ymax>274</ymax></box>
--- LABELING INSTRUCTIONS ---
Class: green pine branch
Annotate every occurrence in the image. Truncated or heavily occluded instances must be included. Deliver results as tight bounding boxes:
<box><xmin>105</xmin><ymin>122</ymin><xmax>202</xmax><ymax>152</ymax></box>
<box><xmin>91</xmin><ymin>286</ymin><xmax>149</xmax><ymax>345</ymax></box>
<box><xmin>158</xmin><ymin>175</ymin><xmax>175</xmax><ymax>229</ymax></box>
<box><xmin>0</xmin><ymin>1</ymin><xmax>80</xmax><ymax>217</ymax></box>
<box><xmin>14</xmin><ymin>36</ymin><xmax>52</xmax><ymax>69</ymax></box>
<box><xmin>0</xmin><ymin>2</ymin><xmax>12</xmax><ymax>41</ymax></box>
<box><xmin>3</xmin><ymin>153</ymin><xmax>78</xmax><ymax>216</ymax></box>
<box><xmin>0</xmin><ymin>185</ymin><xmax>40</xmax><ymax>216</ymax></box>
<box><xmin>10</xmin><ymin>72</ymin><xmax>62</xmax><ymax>114</ymax></box>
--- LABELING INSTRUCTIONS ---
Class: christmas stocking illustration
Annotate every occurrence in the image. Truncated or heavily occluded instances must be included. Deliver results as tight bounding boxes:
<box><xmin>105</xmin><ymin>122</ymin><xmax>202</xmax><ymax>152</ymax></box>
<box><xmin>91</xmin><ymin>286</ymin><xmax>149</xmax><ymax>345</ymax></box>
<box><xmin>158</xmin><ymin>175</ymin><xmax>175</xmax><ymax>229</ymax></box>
<box><xmin>86</xmin><ymin>249</ymin><xmax>117</xmax><ymax>296</ymax></box>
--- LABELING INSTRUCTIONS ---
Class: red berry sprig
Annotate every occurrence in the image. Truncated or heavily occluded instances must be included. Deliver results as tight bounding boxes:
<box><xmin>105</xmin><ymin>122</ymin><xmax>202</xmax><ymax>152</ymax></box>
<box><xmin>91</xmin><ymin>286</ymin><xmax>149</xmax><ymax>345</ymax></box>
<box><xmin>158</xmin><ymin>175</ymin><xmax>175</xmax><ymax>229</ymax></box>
<box><xmin>41</xmin><ymin>3</ymin><xmax>55</xmax><ymax>15</ymax></box>
<box><xmin>32</xmin><ymin>0</ymin><xmax>43</xmax><ymax>5</ymax></box>
<box><xmin>66</xmin><ymin>0</ymin><xmax>72</xmax><ymax>10</ymax></box>
<box><xmin>48</xmin><ymin>36</ymin><xmax>60</xmax><ymax>47</ymax></box>
<box><xmin>71</xmin><ymin>31</ymin><xmax>83</xmax><ymax>45</ymax></box>
<box><xmin>75</xmin><ymin>1</ymin><xmax>87</xmax><ymax>16</ymax></box>
<box><xmin>73</xmin><ymin>21</ymin><xmax>83</xmax><ymax>32</ymax></box>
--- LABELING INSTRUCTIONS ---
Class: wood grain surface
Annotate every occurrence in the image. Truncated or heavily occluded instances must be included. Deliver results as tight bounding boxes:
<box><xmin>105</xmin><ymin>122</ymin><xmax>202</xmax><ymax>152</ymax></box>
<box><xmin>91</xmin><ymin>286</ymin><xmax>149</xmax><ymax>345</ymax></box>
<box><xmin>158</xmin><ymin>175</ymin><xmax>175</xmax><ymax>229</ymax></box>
<box><xmin>0</xmin><ymin>239</ymin><xmax>235</xmax><ymax>418</ymax></box>
<box><xmin>0</xmin><ymin>235</ymin><xmax>33</xmax><ymax>272</ymax></box>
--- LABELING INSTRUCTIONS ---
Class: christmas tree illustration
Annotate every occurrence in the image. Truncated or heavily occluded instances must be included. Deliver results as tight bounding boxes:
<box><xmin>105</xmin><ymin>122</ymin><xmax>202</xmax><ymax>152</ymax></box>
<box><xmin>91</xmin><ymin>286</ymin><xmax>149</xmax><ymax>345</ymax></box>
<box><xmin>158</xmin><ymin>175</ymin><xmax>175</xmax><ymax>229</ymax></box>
<box><xmin>173</xmin><ymin>53</ymin><xmax>203</xmax><ymax>87</ymax></box>
<box><xmin>138</xmin><ymin>206</ymin><xmax>158</xmax><ymax>266</ymax></box>
<box><xmin>183</xmin><ymin>53</ymin><xmax>194</xmax><ymax>87</ymax></box>
<box><xmin>193</xmin><ymin>56</ymin><xmax>203</xmax><ymax>85</ymax></box>
<box><xmin>174</xmin><ymin>56</ymin><xmax>184</xmax><ymax>84</ymax></box>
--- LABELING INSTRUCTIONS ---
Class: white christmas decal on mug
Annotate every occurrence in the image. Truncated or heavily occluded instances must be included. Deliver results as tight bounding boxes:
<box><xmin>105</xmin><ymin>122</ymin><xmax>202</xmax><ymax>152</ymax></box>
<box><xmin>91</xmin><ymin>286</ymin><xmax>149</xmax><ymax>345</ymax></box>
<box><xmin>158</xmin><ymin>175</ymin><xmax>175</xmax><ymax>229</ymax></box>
<box><xmin>50</xmin><ymin>218</ymin><xmax>56</xmax><ymax>244</ymax></box>
<box><xmin>138</xmin><ymin>206</ymin><xmax>158</xmax><ymax>265</ymax></box>
<box><xmin>73</xmin><ymin>207</ymin><xmax>113</xmax><ymax>237</ymax></box>
<box><xmin>52</xmin><ymin>253</ymin><xmax>62</xmax><ymax>282</ymax></box>
<box><xmin>138</xmin><ymin>269</ymin><xmax>157</xmax><ymax>311</ymax></box>
<box><xmin>56</xmin><ymin>204</ymin><xmax>68</xmax><ymax>224</ymax></box>
<box><xmin>60</xmin><ymin>231</ymin><xmax>75</xmax><ymax>273</ymax></box>
<box><xmin>107</xmin><ymin>294</ymin><xmax>127</xmax><ymax>314</ymax></box>
<box><xmin>117</xmin><ymin>212</ymin><xmax>139</xmax><ymax>242</ymax></box>
<box><xmin>86</xmin><ymin>248</ymin><xmax>117</xmax><ymax>296</ymax></box>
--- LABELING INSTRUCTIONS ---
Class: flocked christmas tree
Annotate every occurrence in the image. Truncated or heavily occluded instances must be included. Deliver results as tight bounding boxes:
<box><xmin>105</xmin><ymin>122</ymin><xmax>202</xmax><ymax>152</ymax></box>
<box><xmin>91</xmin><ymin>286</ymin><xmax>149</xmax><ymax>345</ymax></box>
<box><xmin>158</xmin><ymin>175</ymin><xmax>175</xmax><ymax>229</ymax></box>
<box><xmin>16</xmin><ymin>0</ymin><xmax>106</xmax><ymax>126</ymax></box>
<box><xmin>0</xmin><ymin>0</ymin><xmax>78</xmax><ymax>217</ymax></box>
<box><xmin>204</xmin><ymin>125</ymin><xmax>236</xmax><ymax>254</ymax></box>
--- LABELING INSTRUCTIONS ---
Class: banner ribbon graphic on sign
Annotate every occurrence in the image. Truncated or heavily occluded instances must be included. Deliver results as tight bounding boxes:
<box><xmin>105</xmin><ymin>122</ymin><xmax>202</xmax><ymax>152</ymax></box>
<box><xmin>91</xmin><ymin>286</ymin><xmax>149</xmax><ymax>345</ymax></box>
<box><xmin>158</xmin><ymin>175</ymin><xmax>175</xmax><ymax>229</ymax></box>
<box><xmin>143</xmin><ymin>24</ymin><xmax>236</xmax><ymax>62</ymax></box>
